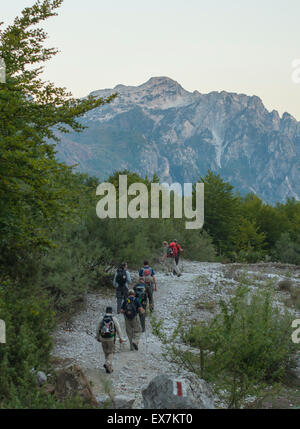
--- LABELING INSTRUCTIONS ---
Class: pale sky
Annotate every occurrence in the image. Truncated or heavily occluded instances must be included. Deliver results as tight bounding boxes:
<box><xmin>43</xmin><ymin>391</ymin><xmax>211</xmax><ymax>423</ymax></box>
<box><xmin>2</xmin><ymin>0</ymin><xmax>300</xmax><ymax>119</ymax></box>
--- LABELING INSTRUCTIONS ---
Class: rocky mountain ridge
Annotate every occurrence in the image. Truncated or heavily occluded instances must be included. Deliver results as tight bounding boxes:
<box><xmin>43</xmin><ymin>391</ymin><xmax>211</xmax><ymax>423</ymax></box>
<box><xmin>56</xmin><ymin>77</ymin><xmax>300</xmax><ymax>204</ymax></box>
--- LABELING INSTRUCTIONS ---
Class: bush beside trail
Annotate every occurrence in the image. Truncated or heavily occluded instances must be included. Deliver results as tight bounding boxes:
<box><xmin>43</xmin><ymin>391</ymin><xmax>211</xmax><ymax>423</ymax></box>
<box><xmin>152</xmin><ymin>280</ymin><xmax>298</xmax><ymax>409</ymax></box>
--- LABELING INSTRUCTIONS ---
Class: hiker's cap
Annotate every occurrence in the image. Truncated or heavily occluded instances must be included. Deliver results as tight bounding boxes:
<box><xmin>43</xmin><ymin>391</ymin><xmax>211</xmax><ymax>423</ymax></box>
<box><xmin>106</xmin><ymin>306</ymin><xmax>113</xmax><ymax>314</ymax></box>
<box><xmin>128</xmin><ymin>289</ymin><xmax>135</xmax><ymax>296</ymax></box>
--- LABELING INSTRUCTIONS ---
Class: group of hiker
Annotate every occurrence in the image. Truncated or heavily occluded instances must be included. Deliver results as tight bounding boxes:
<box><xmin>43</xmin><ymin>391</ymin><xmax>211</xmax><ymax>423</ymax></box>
<box><xmin>96</xmin><ymin>240</ymin><xmax>183</xmax><ymax>374</ymax></box>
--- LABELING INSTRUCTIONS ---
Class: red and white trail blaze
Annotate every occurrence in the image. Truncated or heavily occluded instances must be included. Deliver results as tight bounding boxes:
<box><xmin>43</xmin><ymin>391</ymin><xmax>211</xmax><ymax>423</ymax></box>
<box><xmin>173</xmin><ymin>379</ymin><xmax>186</xmax><ymax>397</ymax></box>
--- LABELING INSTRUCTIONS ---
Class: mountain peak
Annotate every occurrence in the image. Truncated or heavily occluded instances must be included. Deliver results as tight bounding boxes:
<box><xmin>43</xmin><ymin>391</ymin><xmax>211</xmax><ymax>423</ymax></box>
<box><xmin>142</xmin><ymin>76</ymin><xmax>182</xmax><ymax>87</ymax></box>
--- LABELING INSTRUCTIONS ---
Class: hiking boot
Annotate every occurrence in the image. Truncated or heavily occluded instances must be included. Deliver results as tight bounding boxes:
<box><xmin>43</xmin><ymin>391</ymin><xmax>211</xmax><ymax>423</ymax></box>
<box><xmin>104</xmin><ymin>364</ymin><xmax>113</xmax><ymax>374</ymax></box>
<box><xmin>132</xmin><ymin>342</ymin><xmax>138</xmax><ymax>351</ymax></box>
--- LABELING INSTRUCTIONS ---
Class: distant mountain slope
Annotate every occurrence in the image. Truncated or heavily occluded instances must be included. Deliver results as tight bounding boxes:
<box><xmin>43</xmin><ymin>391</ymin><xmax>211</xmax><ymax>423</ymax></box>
<box><xmin>55</xmin><ymin>77</ymin><xmax>300</xmax><ymax>204</ymax></box>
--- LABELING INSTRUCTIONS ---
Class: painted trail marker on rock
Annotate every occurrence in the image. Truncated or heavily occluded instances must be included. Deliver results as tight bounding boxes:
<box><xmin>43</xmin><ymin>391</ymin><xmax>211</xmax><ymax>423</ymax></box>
<box><xmin>142</xmin><ymin>374</ymin><xmax>215</xmax><ymax>409</ymax></box>
<box><xmin>173</xmin><ymin>379</ymin><xmax>187</xmax><ymax>397</ymax></box>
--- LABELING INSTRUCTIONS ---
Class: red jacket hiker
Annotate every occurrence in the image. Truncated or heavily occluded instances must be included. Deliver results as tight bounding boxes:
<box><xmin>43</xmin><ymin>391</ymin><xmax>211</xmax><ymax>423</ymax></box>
<box><xmin>170</xmin><ymin>240</ymin><xmax>183</xmax><ymax>265</ymax></box>
<box><xmin>169</xmin><ymin>242</ymin><xmax>178</xmax><ymax>257</ymax></box>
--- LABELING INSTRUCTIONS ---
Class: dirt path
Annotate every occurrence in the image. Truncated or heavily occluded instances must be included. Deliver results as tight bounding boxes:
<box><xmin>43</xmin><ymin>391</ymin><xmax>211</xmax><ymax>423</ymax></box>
<box><xmin>52</xmin><ymin>261</ymin><xmax>224</xmax><ymax>407</ymax></box>
<box><xmin>52</xmin><ymin>260</ymin><xmax>300</xmax><ymax>408</ymax></box>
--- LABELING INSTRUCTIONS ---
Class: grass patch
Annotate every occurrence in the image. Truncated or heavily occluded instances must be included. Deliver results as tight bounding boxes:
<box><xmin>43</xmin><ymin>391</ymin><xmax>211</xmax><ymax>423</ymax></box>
<box><xmin>195</xmin><ymin>301</ymin><xmax>216</xmax><ymax>312</ymax></box>
<box><xmin>194</xmin><ymin>275</ymin><xmax>209</xmax><ymax>287</ymax></box>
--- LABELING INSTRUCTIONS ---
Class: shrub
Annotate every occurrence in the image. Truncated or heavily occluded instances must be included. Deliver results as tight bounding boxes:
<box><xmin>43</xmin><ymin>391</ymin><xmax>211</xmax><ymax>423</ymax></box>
<box><xmin>0</xmin><ymin>280</ymin><xmax>56</xmax><ymax>406</ymax></box>
<box><xmin>286</xmin><ymin>287</ymin><xmax>300</xmax><ymax>311</ymax></box>
<box><xmin>277</xmin><ymin>280</ymin><xmax>293</xmax><ymax>292</ymax></box>
<box><xmin>274</xmin><ymin>233</ymin><xmax>300</xmax><ymax>265</ymax></box>
<box><xmin>152</xmin><ymin>283</ymin><xmax>297</xmax><ymax>408</ymax></box>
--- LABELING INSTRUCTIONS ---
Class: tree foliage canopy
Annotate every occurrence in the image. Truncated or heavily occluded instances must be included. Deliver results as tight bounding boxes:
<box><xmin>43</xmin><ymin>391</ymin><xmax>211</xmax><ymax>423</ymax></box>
<box><xmin>0</xmin><ymin>0</ymin><xmax>116</xmax><ymax>275</ymax></box>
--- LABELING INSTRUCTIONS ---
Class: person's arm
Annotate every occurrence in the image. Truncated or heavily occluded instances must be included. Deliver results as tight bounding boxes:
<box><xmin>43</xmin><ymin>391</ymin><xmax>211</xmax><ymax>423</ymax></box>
<box><xmin>120</xmin><ymin>301</ymin><xmax>125</xmax><ymax>314</ymax></box>
<box><xmin>113</xmin><ymin>317</ymin><xmax>125</xmax><ymax>343</ymax></box>
<box><xmin>137</xmin><ymin>300</ymin><xmax>145</xmax><ymax>314</ymax></box>
<box><xmin>161</xmin><ymin>248</ymin><xmax>168</xmax><ymax>262</ymax></box>
<box><xmin>151</xmin><ymin>269</ymin><xmax>157</xmax><ymax>291</ymax></box>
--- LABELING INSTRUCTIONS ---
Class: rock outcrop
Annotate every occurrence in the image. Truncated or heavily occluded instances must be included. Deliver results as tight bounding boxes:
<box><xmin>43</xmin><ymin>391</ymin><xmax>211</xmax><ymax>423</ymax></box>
<box><xmin>54</xmin><ymin>364</ymin><xmax>98</xmax><ymax>407</ymax></box>
<box><xmin>142</xmin><ymin>373</ymin><xmax>216</xmax><ymax>409</ymax></box>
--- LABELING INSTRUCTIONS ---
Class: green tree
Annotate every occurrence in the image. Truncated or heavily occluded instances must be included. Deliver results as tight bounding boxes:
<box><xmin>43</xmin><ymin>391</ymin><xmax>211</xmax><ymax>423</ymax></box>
<box><xmin>198</xmin><ymin>170</ymin><xmax>241</xmax><ymax>254</ymax></box>
<box><xmin>256</xmin><ymin>205</ymin><xmax>286</xmax><ymax>249</ymax></box>
<box><xmin>0</xmin><ymin>0</ymin><xmax>115</xmax><ymax>276</ymax></box>
<box><xmin>274</xmin><ymin>232</ymin><xmax>300</xmax><ymax>265</ymax></box>
<box><xmin>236</xmin><ymin>217</ymin><xmax>266</xmax><ymax>254</ymax></box>
<box><xmin>276</xmin><ymin>198</ymin><xmax>300</xmax><ymax>242</ymax></box>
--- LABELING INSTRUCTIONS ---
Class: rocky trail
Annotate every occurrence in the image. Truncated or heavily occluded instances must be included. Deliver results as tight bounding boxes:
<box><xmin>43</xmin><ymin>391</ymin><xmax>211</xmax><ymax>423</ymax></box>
<box><xmin>52</xmin><ymin>260</ymin><xmax>300</xmax><ymax>409</ymax></box>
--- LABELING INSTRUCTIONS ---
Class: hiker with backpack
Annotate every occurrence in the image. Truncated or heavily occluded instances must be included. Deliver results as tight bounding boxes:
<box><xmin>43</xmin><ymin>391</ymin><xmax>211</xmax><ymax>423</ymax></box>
<box><xmin>162</xmin><ymin>241</ymin><xmax>182</xmax><ymax>277</ymax></box>
<box><xmin>113</xmin><ymin>262</ymin><xmax>131</xmax><ymax>314</ymax></box>
<box><xmin>134</xmin><ymin>279</ymin><xmax>148</xmax><ymax>332</ymax></box>
<box><xmin>161</xmin><ymin>241</ymin><xmax>173</xmax><ymax>273</ymax></box>
<box><xmin>173</xmin><ymin>239</ymin><xmax>184</xmax><ymax>267</ymax></box>
<box><xmin>120</xmin><ymin>289</ymin><xmax>145</xmax><ymax>351</ymax></box>
<box><xmin>96</xmin><ymin>306</ymin><xmax>125</xmax><ymax>374</ymax></box>
<box><xmin>138</xmin><ymin>261</ymin><xmax>157</xmax><ymax>312</ymax></box>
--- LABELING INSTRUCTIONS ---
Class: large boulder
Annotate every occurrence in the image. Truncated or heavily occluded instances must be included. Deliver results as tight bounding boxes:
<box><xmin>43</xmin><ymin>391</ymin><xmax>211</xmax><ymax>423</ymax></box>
<box><xmin>37</xmin><ymin>371</ymin><xmax>47</xmax><ymax>387</ymax></box>
<box><xmin>142</xmin><ymin>373</ymin><xmax>215</xmax><ymax>409</ymax></box>
<box><xmin>55</xmin><ymin>364</ymin><xmax>98</xmax><ymax>407</ymax></box>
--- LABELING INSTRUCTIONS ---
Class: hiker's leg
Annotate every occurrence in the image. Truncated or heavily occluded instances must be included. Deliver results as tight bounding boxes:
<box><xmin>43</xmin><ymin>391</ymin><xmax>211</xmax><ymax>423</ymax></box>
<box><xmin>102</xmin><ymin>340</ymin><xmax>115</xmax><ymax>372</ymax></box>
<box><xmin>117</xmin><ymin>287</ymin><xmax>128</xmax><ymax>314</ymax></box>
<box><xmin>146</xmin><ymin>284</ymin><xmax>154</xmax><ymax>311</ymax></box>
<box><xmin>139</xmin><ymin>312</ymin><xmax>145</xmax><ymax>332</ymax></box>
<box><xmin>132</xmin><ymin>316</ymin><xmax>142</xmax><ymax>346</ymax></box>
<box><xmin>116</xmin><ymin>288</ymin><xmax>123</xmax><ymax>314</ymax></box>
<box><xmin>150</xmin><ymin>284</ymin><xmax>154</xmax><ymax>310</ymax></box>
<box><xmin>101</xmin><ymin>341</ymin><xmax>108</xmax><ymax>363</ymax></box>
<box><xmin>101</xmin><ymin>341</ymin><xmax>111</xmax><ymax>372</ymax></box>
<box><xmin>105</xmin><ymin>340</ymin><xmax>115</xmax><ymax>372</ymax></box>
<box><xmin>166</xmin><ymin>258</ymin><xmax>173</xmax><ymax>273</ymax></box>
<box><xmin>173</xmin><ymin>258</ymin><xmax>181</xmax><ymax>275</ymax></box>
<box><xmin>125</xmin><ymin>317</ymin><xmax>134</xmax><ymax>350</ymax></box>
<box><xmin>122</xmin><ymin>286</ymin><xmax>128</xmax><ymax>301</ymax></box>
